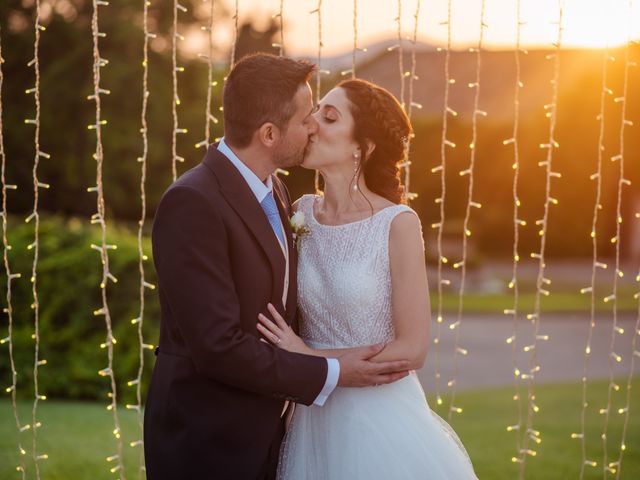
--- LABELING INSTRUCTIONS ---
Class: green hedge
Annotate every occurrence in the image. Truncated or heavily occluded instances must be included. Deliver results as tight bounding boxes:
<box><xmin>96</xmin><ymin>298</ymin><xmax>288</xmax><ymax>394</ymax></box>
<box><xmin>0</xmin><ymin>215</ymin><xmax>159</xmax><ymax>403</ymax></box>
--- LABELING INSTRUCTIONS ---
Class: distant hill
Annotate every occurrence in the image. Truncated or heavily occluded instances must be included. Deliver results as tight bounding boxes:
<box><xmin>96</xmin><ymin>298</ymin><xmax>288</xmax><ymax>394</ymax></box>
<box><xmin>322</xmin><ymin>42</ymin><xmax>640</xmax><ymax>122</ymax></box>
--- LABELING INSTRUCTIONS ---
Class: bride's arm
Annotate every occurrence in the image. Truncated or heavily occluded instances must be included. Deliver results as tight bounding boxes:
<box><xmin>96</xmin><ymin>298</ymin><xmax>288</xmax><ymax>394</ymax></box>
<box><xmin>369</xmin><ymin>211</ymin><xmax>430</xmax><ymax>370</ymax></box>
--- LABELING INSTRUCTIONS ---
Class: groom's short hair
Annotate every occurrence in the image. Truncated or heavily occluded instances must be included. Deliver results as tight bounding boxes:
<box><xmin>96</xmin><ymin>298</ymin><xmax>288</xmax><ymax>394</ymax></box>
<box><xmin>223</xmin><ymin>53</ymin><xmax>316</xmax><ymax>148</ymax></box>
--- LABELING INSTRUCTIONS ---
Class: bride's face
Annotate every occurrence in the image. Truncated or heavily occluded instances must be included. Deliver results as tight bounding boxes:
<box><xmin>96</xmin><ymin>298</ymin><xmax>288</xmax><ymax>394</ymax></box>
<box><xmin>302</xmin><ymin>87</ymin><xmax>359</xmax><ymax>171</ymax></box>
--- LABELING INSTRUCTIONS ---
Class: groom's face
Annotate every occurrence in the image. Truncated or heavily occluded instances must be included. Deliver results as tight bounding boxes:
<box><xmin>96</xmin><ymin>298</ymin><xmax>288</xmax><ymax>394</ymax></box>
<box><xmin>273</xmin><ymin>83</ymin><xmax>318</xmax><ymax>168</ymax></box>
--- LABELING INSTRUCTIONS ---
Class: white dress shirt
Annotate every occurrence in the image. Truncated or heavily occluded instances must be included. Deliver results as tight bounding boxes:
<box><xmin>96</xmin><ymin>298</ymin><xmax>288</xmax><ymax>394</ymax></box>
<box><xmin>217</xmin><ymin>138</ymin><xmax>339</xmax><ymax>406</ymax></box>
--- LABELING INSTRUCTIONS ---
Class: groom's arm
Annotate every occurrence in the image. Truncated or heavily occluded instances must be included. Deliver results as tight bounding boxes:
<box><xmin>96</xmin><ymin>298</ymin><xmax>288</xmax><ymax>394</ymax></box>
<box><xmin>152</xmin><ymin>185</ymin><xmax>327</xmax><ymax>405</ymax></box>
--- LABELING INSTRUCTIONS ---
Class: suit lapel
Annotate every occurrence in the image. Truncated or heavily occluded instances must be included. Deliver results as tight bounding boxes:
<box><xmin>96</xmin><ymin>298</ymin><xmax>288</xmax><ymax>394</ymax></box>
<box><xmin>203</xmin><ymin>147</ymin><xmax>286</xmax><ymax>306</ymax></box>
<box><xmin>272</xmin><ymin>182</ymin><xmax>298</xmax><ymax>322</ymax></box>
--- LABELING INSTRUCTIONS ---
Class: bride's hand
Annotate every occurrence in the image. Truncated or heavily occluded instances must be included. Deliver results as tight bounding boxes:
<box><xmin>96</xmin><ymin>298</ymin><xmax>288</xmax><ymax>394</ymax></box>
<box><xmin>257</xmin><ymin>303</ymin><xmax>310</xmax><ymax>355</ymax></box>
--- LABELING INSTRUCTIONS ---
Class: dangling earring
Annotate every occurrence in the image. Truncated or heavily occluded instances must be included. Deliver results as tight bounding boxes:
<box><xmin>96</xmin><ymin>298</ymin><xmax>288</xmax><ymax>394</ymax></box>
<box><xmin>352</xmin><ymin>152</ymin><xmax>360</xmax><ymax>192</ymax></box>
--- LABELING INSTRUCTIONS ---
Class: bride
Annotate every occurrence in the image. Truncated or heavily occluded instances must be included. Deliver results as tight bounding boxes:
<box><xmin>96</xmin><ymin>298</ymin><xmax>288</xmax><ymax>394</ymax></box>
<box><xmin>256</xmin><ymin>78</ymin><xmax>478</xmax><ymax>479</ymax></box>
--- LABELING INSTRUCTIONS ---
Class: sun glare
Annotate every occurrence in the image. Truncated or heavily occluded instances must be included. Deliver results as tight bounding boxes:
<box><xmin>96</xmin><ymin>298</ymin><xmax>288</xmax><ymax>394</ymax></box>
<box><xmin>185</xmin><ymin>0</ymin><xmax>640</xmax><ymax>59</ymax></box>
<box><xmin>560</xmin><ymin>0</ymin><xmax>637</xmax><ymax>48</ymax></box>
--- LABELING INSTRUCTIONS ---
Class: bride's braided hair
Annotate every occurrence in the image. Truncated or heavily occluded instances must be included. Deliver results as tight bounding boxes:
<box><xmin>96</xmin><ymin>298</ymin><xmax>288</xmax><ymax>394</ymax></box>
<box><xmin>338</xmin><ymin>78</ymin><xmax>412</xmax><ymax>204</ymax></box>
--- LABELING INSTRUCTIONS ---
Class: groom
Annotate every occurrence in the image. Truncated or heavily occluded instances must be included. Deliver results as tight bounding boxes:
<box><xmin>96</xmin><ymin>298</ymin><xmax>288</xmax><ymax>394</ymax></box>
<box><xmin>144</xmin><ymin>53</ymin><xmax>410</xmax><ymax>480</ymax></box>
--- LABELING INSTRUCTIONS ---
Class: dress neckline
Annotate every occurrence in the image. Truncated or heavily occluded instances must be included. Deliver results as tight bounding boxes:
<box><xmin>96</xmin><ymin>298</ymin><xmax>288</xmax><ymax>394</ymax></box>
<box><xmin>307</xmin><ymin>195</ymin><xmax>401</xmax><ymax>228</ymax></box>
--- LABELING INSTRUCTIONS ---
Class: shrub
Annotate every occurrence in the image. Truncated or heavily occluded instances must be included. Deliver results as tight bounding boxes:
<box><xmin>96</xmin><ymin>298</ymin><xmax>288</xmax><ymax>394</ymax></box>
<box><xmin>0</xmin><ymin>215</ymin><xmax>159</xmax><ymax>403</ymax></box>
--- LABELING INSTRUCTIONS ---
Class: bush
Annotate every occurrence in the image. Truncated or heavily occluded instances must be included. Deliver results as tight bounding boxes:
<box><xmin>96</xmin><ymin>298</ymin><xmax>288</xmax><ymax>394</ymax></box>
<box><xmin>0</xmin><ymin>215</ymin><xmax>159</xmax><ymax>403</ymax></box>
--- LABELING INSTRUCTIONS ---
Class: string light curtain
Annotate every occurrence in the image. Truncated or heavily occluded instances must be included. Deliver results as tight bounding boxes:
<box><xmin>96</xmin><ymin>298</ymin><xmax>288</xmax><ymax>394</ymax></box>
<box><xmin>2</xmin><ymin>1</ymin><xmax>639</xmax><ymax>477</ymax></box>
<box><xmin>518</xmin><ymin>2</ymin><xmax>566</xmax><ymax>475</ymax></box>
<box><xmin>447</xmin><ymin>0</ymin><xmax>487</xmax><ymax>422</ymax></box>
<box><xmin>0</xmin><ymin>26</ymin><xmax>28</xmax><ymax>480</ymax></box>
<box><xmin>88</xmin><ymin>0</ymin><xmax>125</xmax><ymax>476</ymax></box>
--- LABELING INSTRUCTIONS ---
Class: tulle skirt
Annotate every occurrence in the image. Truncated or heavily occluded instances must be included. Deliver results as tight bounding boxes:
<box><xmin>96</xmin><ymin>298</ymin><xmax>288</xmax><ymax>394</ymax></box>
<box><xmin>277</xmin><ymin>371</ymin><xmax>477</xmax><ymax>480</ymax></box>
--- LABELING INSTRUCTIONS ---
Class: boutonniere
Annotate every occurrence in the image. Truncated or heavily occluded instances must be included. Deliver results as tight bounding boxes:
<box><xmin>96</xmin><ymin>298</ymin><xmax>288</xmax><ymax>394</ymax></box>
<box><xmin>289</xmin><ymin>211</ymin><xmax>310</xmax><ymax>249</ymax></box>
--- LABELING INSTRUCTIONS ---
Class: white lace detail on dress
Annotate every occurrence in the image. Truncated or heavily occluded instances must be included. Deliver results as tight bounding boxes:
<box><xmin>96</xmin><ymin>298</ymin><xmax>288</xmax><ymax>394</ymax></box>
<box><xmin>296</xmin><ymin>194</ymin><xmax>417</xmax><ymax>349</ymax></box>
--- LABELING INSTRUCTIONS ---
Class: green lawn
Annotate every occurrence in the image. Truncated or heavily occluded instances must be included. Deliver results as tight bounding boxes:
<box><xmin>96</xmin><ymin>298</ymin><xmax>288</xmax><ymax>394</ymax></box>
<box><xmin>1</xmin><ymin>379</ymin><xmax>638</xmax><ymax>479</ymax></box>
<box><xmin>439</xmin><ymin>291</ymin><xmax>638</xmax><ymax>313</ymax></box>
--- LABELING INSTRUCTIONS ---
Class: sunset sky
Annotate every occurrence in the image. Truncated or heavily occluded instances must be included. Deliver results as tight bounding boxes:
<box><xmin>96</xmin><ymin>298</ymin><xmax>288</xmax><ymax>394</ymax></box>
<box><xmin>192</xmin><ymin>0</ymin><xmax>640</xmax><ymax>58</ymax></box>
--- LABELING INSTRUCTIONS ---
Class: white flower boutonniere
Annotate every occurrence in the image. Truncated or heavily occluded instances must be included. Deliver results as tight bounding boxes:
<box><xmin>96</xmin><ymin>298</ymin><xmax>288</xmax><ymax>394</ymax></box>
<box><xmin>289</xmin><ymin>211</ymin><xmax>310</xmax><ymax>249</ymax></box>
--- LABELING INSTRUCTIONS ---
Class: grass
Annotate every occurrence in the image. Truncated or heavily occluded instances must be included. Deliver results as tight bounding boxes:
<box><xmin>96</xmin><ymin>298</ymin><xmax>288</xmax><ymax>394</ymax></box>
<box><xmin>439</xmin><ymin>291</ymin><xmax>638</xmax><ymax>313</ymax></box>
<box><xmin>1</xmin><ymin>379</ymin><xmax>638</xmax><ymax>479</ymax></box>
<box><xmin>430</xmin><ymin>378</ymin><xmax>640</xmax><ymax>479</ymax></box>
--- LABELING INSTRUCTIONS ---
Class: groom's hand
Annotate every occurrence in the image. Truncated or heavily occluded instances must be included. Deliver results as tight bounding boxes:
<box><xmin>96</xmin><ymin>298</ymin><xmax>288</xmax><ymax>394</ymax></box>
<box><xmin>337</xmin><ymin>344</ymin><xmax>410</xmax><ymax>387</ymax></box>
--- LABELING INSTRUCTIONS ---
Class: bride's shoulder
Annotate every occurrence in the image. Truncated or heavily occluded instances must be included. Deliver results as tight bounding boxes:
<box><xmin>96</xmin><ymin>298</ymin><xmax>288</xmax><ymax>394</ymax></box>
<box><xmin>292</xmin><ymin>193</ymin><xmax>317</xmax><ymax>212</ymax></box>
<box><xmin>389</xmin><ymin>206</ymin><xmax>424</xmax><ymax>250</ymax></box>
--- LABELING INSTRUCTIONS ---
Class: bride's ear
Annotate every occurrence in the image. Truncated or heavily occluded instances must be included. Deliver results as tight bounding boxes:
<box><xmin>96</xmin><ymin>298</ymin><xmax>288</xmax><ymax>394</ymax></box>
<box><xmin>364</xmin><ymin>140</ymin><xmax>376</xmax><ymax>161</ymax></box>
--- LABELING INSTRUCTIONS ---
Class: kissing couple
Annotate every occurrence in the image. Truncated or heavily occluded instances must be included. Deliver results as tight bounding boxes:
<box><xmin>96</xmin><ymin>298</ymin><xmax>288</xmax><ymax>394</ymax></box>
<box><xmin>144</xmin><ymin>53</ymin><xmax>477</xmax><ymax>480</ymax></box>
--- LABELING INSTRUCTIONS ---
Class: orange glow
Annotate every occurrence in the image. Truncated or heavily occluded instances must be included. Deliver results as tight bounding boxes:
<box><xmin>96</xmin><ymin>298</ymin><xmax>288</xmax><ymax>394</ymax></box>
<box><xmin>196</xmin><ymin>0</ymin><xmax>640</xmax><ymax>59</ymax></box>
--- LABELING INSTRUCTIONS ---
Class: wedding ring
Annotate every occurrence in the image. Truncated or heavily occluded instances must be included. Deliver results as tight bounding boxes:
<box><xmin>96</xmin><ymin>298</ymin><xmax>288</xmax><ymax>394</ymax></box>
<box><xmin>277</xmin><ymin>338</ymin><xmax>282</xmax><ymax>344</ymax></box>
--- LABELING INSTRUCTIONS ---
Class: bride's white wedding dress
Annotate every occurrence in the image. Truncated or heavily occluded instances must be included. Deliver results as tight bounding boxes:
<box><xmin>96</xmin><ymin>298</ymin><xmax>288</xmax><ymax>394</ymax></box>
<box><xmin>277</xmin><ymin>194</ymin><xmax>478</xmax><ymax>480</ymax></box>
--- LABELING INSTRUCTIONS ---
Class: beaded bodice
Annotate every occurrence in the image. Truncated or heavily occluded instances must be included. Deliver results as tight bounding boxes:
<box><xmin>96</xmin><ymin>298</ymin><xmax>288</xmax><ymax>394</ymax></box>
<box><xmin>296</xmin><ymin>194</ymin><xmax>416</xmax><ymax>349</ymax></box>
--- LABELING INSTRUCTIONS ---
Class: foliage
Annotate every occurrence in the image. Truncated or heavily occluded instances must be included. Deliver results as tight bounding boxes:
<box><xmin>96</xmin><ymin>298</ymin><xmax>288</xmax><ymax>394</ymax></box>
<box><xmin>0</xmin><ymin>215</ymin><xmax>159</xmax><ymax>402</ymax></box>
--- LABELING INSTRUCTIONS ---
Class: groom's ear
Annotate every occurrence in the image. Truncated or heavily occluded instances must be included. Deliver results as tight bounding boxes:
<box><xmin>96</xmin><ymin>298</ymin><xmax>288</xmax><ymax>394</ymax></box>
<box><xmin>257</xmin><ymin>122</ymin><xmax>281</xmax><ymax>148</ymax></box>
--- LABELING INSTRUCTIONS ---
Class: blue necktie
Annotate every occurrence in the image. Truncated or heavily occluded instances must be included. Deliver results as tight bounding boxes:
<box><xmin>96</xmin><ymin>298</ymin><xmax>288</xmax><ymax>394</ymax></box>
<box><xmin>260</xmin><ymin>191</ymin><xmax>286</xmax><ymax>248</ymax></box>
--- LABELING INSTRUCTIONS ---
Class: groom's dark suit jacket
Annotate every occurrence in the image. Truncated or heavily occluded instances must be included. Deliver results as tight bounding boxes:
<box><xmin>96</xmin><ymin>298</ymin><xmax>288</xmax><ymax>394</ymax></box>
<box><xmin>144</xmin><ymin>145</ymin><xmax>328</xmax><ymax>480</ymax></box>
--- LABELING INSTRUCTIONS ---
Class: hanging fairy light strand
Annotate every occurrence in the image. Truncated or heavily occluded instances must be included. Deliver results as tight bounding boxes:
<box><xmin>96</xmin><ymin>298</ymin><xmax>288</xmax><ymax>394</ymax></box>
<box><xmin>601</xmin><ymin>3</ymin><xmax>634</xmax><ymax>474</ymax></box>
<box><xmin>195</xmin><ymin>0</ymin><xmax>219</xmax><ymax>150</ymax></box>
<box><xmin>503</xmin><ymin>0</ymin><xmax>525</xmax><ymax>464</ymax></box>
<box><xmin>171</xmin><ymin>0</ymin><xmax>187</xmax><ymax>181</ymax></box>
<box><xmin>447</xmin><ymin>0</ymin><xmax>487</xmax><ymax>422</ymax></box>
<box><xmin>0</xmin><ymin>27</ymin><xmax>27</xmax><ymax>480</ymax></box>
<box><xmin>518</xmin><ymin>2</ymin><xmax>565</xmax><ymax>474</ymax></box>
<box><xmin>402</xmin><ymin>0</ymin><xmax>421</xmax><ymax>203</ymax></box>
<box><xmin>271</xmin><ymin>3</ymin><xmax>292</xmax><ymax>180</ymax></box>
<box><xmin>394</xmin><ymin>0</ymin><xmax>405</xmax><ymax>108</ymax></box>
<box><xmin>26</xmin><ymin>3</ymin><xmax>50</xmax><ymax>476</ymax></box>
<box><xmin>127</xmin><ymin>0</ymin><xmax>155</xmax><ymax>476</ymax></box>
<box><xmin>313</xmin><ymin>0</ymin><xmax>323</xmax><ymax>101</ymax></box>
<box><xmin>616</xmin><ymin>264</ymin><xmax>640</xmax><ymax>479</ymax></box>
<box><xmin>572</xmin><ymin>36</ymin><xmax>610</xmax><ymax>480</ymax></box>
<box><xmin>273</xmin><ymin>0</ymin><xmax>285</xmax><ymax>56</ymax></box>
<box><xmin>406</xmin><ymin>0</ymin><xmax>421</xmax><ymax>121</ymax></box>
<box><xmin>614</xmin><ymin>31</ymin><xmax>639</xmax><ymax>480</ymax></box>
<box><xmin>88</xmin><ymin>0</ymin><xmax>125</xmax><ymax>476</ymax></box>
<box><xmin>431</xmin><ymin>0</ymin><xmax>455</xmax><ymax>412</ymax></box>
<box><xmin>342</xmin><ymin>0</ymin><xmax>366</xmax><ymax>78</ymax></box>
<box><xmin>351</xmin><ymin>0</ymin><xmax>357</xmax><ymax>78</ymax></box>
<box><xmin>312</xmin><ymin>0</ymin><xmax>324</xmax><ymax>193</ymax></box>
<box><xmin>229</xmin><ymin>0</ymin><xmax>239</xmax><ymax>69</ymax></box>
